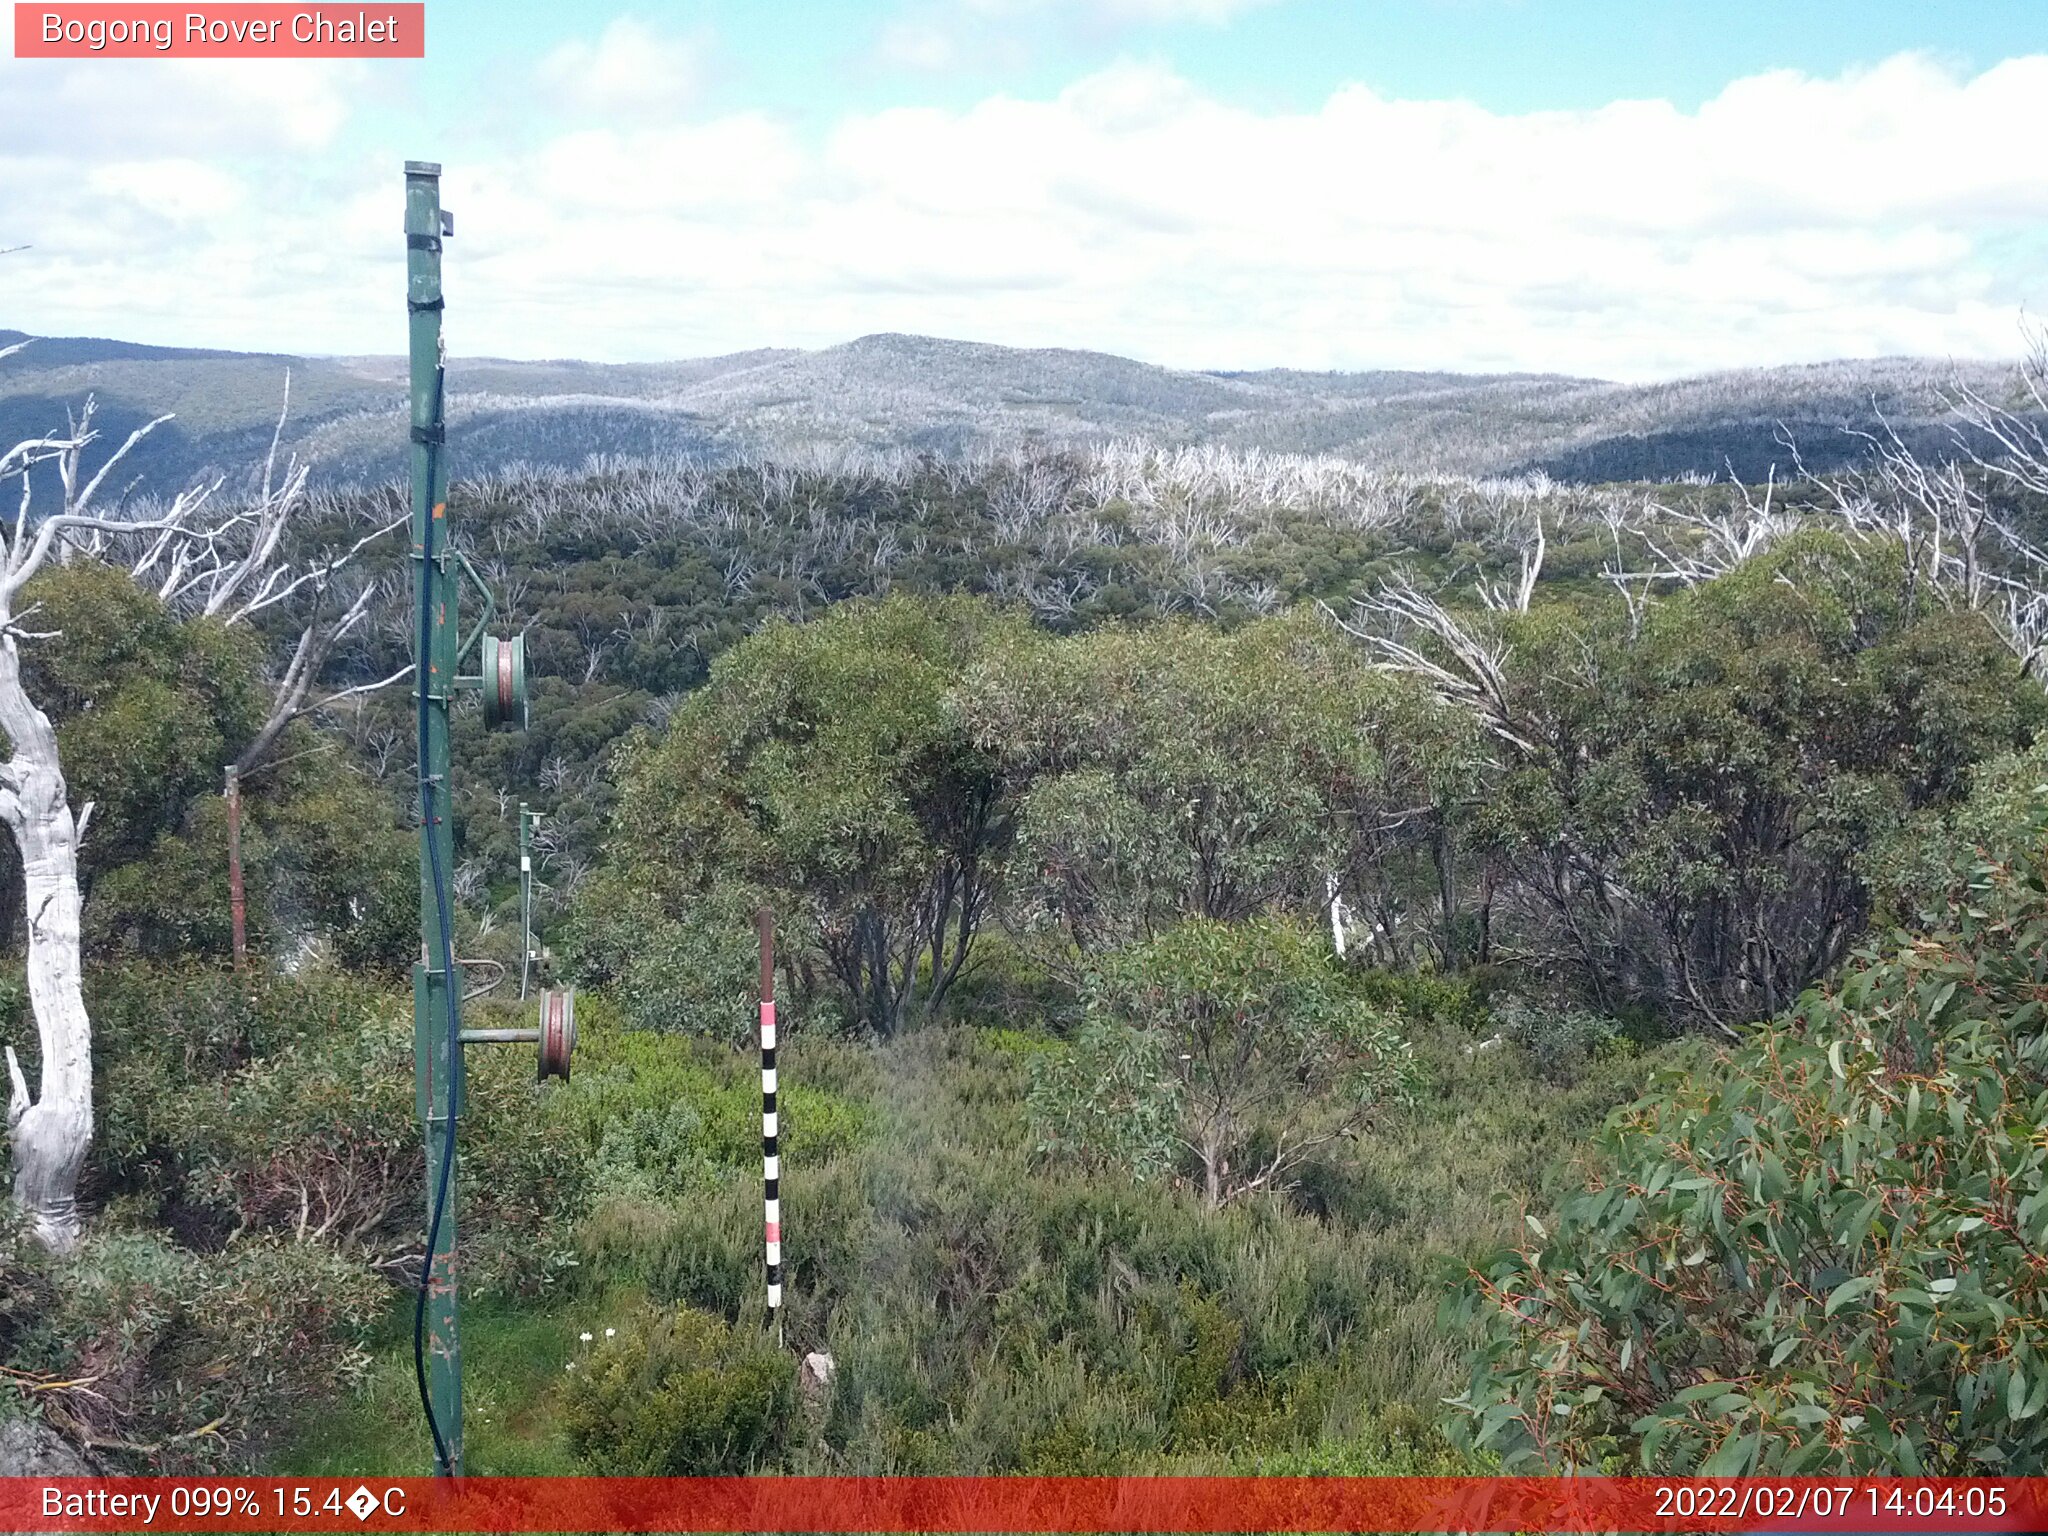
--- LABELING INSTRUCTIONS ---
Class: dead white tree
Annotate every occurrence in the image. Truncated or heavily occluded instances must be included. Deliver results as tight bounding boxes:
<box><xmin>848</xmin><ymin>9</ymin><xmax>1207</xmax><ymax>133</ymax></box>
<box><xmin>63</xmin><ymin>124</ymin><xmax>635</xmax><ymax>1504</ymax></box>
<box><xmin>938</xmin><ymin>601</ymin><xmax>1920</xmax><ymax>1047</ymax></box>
<box><xmin>1328</xmin><ymin>577</ymin><xmax>1537</xmax><ymax>754</ymax></box>
<box><xmin>0</xmin><ymin>405</ymin><xmax>224</xmax><ymax>1248</ymax></box>
<box><xmin>1475</xmin><ymin>515</ymin><xmax>1545</xmax><ymax>613</ymax></box>
<box><xmin>125</xmin><ymin>379</ymin><xmax>412</xmax><ymax>776</ymax></box>
<box><xmin>0</xmin><ymin>390</ymin><xmax>403</xmax><ymax>1248</ymax></box>
<box><xmin>1792</xmin><ymin>333</ymin><xmax>2048</xmax><ymax>677</ymax></box>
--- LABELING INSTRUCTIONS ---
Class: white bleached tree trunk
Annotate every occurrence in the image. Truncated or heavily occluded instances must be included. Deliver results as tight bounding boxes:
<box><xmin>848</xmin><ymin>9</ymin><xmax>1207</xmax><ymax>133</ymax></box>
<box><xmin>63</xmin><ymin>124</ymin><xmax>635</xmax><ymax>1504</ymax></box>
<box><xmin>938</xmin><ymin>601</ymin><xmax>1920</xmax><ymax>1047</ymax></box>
<box><xmin>0</xmin><ymin>384</ymin><xmax>395</xmax><ymax>1248</ymax></box>
<box><xmin>0</xmin><ymin>628</ymin><xmax>90</xmax><ymax>1250</ymax></box>
<box><xmin>0</xmin><ymin>402</ymin><xmax>187</xmax><ymax>1250</ymax></box>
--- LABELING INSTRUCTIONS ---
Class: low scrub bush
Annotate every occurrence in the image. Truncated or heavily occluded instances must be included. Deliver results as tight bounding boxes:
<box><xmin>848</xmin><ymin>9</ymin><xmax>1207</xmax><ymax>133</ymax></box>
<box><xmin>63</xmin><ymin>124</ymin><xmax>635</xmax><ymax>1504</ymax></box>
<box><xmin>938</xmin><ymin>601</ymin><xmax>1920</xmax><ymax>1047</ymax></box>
<box><xmin>559</xmin><ymin>997</ymin><xmax>871</xmax><ymax>1207</ymax></box>
<box><xmin>1029</xmin><ymin>919</ymin><xmax>1422</xmax><ymax>1207</ymax></box>
<box><xmin>1</xmin><ymin>1211</ymin><xmax>382</xmax><ymax>1468</ymax></box>
<box><xmin>1490</xmin><ymin>996</ymin><xmax>1627</xmax><ymax>1084</ymax></box>
<box><xmin>577</xmin><ymin>1022</ymin><xmax>1627</xmax><ymax>1475</ymax></box>
<box><xmin>561</xmin><ymin>1303</ymin><xmax>795</xmax><ymax>1474</ymax></box>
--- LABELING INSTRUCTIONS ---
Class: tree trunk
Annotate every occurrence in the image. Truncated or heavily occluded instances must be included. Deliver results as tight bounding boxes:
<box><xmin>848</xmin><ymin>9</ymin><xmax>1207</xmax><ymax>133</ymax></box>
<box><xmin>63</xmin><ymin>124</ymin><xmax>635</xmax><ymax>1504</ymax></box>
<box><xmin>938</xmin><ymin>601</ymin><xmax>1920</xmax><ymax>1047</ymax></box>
<box><xmin>0</xmin><ymin>637</ymin><xmax>92</xmax><ymax>1252</ymax></box>
<box><xmin>1198</xmin><ymin>1137</ymin><xmax>1224</xmax><ymax>1211</ymax></box>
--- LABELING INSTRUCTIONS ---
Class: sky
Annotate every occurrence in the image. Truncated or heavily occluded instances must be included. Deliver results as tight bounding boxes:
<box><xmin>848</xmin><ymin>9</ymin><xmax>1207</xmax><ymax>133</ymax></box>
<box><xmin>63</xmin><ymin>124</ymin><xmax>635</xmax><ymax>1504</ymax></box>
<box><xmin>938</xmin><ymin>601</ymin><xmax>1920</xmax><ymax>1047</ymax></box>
<box><xmin>3</xmin><ymin>0</ymin><xmax>2046</xmax><ymax>380</ymax></box>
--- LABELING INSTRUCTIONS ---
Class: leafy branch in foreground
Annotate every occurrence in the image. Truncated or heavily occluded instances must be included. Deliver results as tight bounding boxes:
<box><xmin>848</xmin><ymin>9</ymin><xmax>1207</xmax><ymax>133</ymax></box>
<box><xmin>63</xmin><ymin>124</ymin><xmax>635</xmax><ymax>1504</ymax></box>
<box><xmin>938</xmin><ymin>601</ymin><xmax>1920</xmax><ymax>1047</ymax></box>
<box><xmin>1451</xmin><ymin>795</ymin><xmax>2048</xmax><ymax>1474</ymax></box>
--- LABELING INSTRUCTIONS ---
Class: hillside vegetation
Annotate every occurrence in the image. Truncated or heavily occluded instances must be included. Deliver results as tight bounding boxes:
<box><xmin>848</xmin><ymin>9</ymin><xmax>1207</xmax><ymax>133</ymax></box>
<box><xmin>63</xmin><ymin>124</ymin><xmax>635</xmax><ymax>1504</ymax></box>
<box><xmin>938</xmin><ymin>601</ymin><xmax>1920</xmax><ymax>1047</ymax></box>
<box><xmin>7</xmin><ymin>379</ymin><xmax>2048</xmax><ymax>1477</ymax></box>
<box><xmin>0</xmin><ymin>328</ymin><xmax>2021</xmax><ymax>492</ymax></box>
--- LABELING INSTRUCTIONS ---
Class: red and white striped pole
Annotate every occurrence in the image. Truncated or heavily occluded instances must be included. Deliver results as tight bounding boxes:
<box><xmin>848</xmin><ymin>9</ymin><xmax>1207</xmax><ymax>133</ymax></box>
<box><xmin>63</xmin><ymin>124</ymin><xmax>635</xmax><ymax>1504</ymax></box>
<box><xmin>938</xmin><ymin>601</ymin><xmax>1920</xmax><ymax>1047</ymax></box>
<box><xmin>757</xmin><ymin>907</ymin><xmax>782</xmax><ymax>1346</ymax></box>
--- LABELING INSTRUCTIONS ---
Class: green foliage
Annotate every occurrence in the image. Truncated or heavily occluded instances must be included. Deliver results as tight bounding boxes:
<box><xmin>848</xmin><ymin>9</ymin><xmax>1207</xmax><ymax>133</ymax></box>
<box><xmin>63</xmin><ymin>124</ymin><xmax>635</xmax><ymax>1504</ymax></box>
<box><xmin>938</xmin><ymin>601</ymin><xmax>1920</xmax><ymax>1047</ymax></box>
<box><xmin>1870</xmin><ymin>733</ymin><xmax>2048</xmax><ymax>934</ymax></box>
<box><xmin>91</xmin><ymin>963</ymin><xmax>398</xmax><ymax>1188</ymax></box>
<box><xmin>1028</xmin><ymin>1017</ymin><xmax>1182</xmax><ymax>1182</ymax></box>
<box><xmin>589</xmin><ymin>595</ymin><xmax>1026</xmax><ymax>1036</ymax></box>
<box><xmin>17</xmin><ymin>563</ymin><xmax>265</xmax><ymax>883</ymax></box>
<box><xmin>1</xmin><ymin>1209</ymin><xmax>382</xmax><ymax>1467</ymax></box>
<box><xmin>0</xmin><ymin>562</ymin><xmax>415</xmax><ymax>970</ymax></box>
<box><xmin>27</xmin><ymin>447</ymin><xmax>2047</xmax><ymax>1483</ymax></box>
<box><xmin>562</xmin><ymin>1303</ymin><xmax>796</xmax><ymax>1474</ymax></box>
<box><xmin>90</xmin><ymin>965</ymin><xmax>586</xmax><ymax>1297</ymax></box>
<box><xmin>1490</xmin><ymin>996</ymin><xmax>1628</xmax><ymax>1085</ymax></box>
<box><xmin>253</xmin><ymin>764</ymin><xmax>416</xmax><ymax>971</ymax></box>
<box><xmin>581</xmin><ymin>1018</ymin><xmax>1655</xmax><ymax>1474</ymax></box>
<box><xmin>276</xmin><ymin>1292</ymin><xmax>591</xmax><ymax>1476</ymax></box>
<box><xmin>1482</xmin><ymin>531</ymin><xmax>2047</xmax><ymax>1029</ymax></box>
<box><xmin>564</xmin><ymin>872</ymin><xmax>766</xmax><ymax>1045</ymax></box>
<box><xmin>957</xmin><ymin>611</ymin><xmax>1482</xmax><ymax>958</ymax></box>
<box><xmin>1034</xmin><ymin>918</ymin><xmax>1421</xmax><ymax>1207</ymax></box>
<box><xmin>1345</xmin><ymin>967</ymin><xmax>1492</xmax><ymax>1036</ymax></box>
<box><xmin>555</xmin><ymin>995</ymin><xmax>871</xmax><ymax>1208</ymax></box>
<box><xmin>1452</xmin><ymin>802</ymin><xmax>2048</xmax><ymax>1473</ymax></box>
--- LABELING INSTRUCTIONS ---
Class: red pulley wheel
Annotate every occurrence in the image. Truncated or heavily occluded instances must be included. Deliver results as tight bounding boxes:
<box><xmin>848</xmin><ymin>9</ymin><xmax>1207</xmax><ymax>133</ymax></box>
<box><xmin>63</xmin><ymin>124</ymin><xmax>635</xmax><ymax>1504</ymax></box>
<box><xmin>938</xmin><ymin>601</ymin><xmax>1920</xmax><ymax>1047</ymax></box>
<box><xmin>480</xmin><ymin>632</ymin><xmax>528</xmax><ymax>731</ymax></box>
<box><xmin>538</xmin><ymin>988</ymin><xmax>576</xmax><ymax>1082</ymax></box>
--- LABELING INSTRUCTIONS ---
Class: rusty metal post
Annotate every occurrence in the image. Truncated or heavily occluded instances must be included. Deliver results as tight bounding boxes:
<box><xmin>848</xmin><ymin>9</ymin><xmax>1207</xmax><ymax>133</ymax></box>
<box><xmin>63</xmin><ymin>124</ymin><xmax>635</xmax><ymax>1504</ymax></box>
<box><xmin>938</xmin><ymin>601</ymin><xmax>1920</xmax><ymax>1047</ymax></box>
<box><xmin>225</xmin><ymin>765</ymin><xmax>246</xmax><ymax>968</ymax></box>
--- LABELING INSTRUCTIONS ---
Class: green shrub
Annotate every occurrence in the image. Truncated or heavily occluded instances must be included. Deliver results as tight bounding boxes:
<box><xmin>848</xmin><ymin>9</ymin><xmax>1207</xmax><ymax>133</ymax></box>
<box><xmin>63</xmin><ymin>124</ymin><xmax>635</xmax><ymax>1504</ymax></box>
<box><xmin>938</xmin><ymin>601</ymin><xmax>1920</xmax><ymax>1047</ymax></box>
<box><xmin>1490</xmin><ymin>996</ymin><xmax>1628</xmax><ymax>1084</ymax></box>
<box><xmin>555</xmin><ymin>998</ymin><xmax>871</xmax><ymax>1207</ymax></box>
<box><xmin>90</xmin><ymin>964</ymin><xmax>402</xmax><ymax>1224</ymax></box>
<box><xmin>1451</xmin><ymin>803</ymin><xmax>2048</xmax><ymax>1474</ymax></box>
<box><xmin>1030</xmin><ymin>919</ymin><xmax>1422</xmax><ymax>1207</ymax></box>
<box><xmin>1</xmin><ymin>1213</ymin><xmax>382</xmax><ymax>1468</ymax></box>
<box><xmin>561</xmin><ymin>1303</ymin><xmax>795</xmax><ymax>1474</ymax></box>
<box><xmin>940</xmin><ymin>933</ymin><xmax>1071</xmax><ymax>1034</ymax></box>
<box><xmin>564</xmin><ymin>871</ymin><xmax>774</xmax><ymax>1045</ymax></box>
<box><xmin>91</xmin><ymin>966</ymin><xmax>586</xmax><ymax>1297</ymax></box>
<box><xmin>1345</xmin><ymin>967</ymin><xmax>1491</xmax><ymax>1035</ymax></box>
<box><xmin>1870</xmin><ymin>734</ymin><xmax>2048</xmax><ymax>932</ymax></box>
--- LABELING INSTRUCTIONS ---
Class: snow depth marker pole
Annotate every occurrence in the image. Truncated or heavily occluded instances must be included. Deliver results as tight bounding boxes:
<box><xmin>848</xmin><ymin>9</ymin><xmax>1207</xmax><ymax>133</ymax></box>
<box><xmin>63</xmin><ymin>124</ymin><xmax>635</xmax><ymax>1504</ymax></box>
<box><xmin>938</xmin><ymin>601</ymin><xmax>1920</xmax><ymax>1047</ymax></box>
<box><xmin>225</xmin><ymin>765</ymin><xmax>246</xmax><ymax>968</ymax></box>
<box><xmin>759</xmin><ymin>907</ymin><xmax>783</xmax><ymax>1348</ymax></box>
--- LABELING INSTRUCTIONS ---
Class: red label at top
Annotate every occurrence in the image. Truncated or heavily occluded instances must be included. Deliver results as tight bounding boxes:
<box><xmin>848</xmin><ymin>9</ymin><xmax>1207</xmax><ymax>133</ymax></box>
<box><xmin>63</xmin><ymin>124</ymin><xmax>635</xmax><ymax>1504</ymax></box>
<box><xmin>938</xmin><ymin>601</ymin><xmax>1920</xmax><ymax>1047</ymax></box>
<box><xmin>14</xmin><ymin>4</ymin><xmax>425</xmax><ymax>56</ymax></box>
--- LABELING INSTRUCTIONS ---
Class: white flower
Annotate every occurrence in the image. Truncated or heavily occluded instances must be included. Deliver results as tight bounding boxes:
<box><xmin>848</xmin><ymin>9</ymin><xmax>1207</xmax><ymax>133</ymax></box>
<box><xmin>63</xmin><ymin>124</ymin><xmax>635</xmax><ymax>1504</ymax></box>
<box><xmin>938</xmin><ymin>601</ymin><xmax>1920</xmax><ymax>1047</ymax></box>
<box><xmin>565</xmin><ymin>1361</ymin><xmax>576</xmax><ymax>1371</ymax></box>
<box><xmin>605</xmin><ymin>1327</ymin><xmax>616</xmax><ymax>1337</ymax></box>
<box><xmin>579</xmin><ymin>1331</ymin><xmax>593</xmax><ymax>1342</ymax></box>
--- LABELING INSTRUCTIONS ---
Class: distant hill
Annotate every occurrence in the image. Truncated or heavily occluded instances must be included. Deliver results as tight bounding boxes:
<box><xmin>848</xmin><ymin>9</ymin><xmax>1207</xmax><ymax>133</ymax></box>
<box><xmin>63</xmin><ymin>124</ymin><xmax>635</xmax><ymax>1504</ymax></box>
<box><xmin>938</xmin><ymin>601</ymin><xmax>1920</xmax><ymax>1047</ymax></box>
<box><xmin>0</xmin><ymin>326</ymin><xmax>2018</xmax><ymax>494</ymax></box>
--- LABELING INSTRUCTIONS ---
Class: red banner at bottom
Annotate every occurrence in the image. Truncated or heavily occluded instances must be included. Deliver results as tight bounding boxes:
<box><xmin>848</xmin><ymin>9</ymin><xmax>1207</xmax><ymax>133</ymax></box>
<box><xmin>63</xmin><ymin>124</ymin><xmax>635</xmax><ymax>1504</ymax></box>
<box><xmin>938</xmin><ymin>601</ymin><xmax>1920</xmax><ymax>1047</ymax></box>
<box><xmin>6</xmin><ymin>1476</ymin><xmax>2042</xmax><ymax>1533</ymax></box>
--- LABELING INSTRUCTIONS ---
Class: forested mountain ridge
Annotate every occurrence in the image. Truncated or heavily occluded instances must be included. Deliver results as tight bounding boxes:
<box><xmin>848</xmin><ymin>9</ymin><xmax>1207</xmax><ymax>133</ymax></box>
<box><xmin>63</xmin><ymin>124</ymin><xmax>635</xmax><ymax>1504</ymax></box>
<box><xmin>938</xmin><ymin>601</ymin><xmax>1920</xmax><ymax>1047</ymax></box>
<box><xmin>0</xmin><ymin>326</ymin><xmax>2019</xmax><ymax>493</ymax></box>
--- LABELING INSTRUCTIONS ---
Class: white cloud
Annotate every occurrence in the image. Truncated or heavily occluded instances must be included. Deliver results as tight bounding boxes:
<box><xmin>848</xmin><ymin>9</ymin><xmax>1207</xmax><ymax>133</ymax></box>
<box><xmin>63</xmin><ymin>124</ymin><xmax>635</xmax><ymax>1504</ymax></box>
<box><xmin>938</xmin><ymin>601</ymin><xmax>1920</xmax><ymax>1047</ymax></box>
<box><xmin>533</xmin><ymin>17</ymin><xmax>707</xmax><ymax>124</ymax></box>
<box><xmin>1</xmin><ymin>51</ymin><xmax>2042</xmax><ymax>380</ymax></box>
<box><xmin>84</xmin><ymin>160</ymin><xmax>246</xmax><ymax>224</ymax></box>
<box><xmin>873</xmin><ymin>0</ymin><xmax>1282</xmax><ymax>74</ymax></box>
<box><xmin>0</xmin><ymin>57</ymin><xmax>364</xmax><ymax>156</ymax></box>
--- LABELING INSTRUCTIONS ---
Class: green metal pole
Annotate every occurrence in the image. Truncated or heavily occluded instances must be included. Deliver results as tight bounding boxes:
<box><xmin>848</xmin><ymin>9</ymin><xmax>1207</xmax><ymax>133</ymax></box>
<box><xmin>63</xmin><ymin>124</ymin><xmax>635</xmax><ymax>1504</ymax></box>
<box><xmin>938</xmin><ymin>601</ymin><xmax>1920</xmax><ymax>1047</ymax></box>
<box><xmin>405</xmin><ymin>159</ymin><xmax>462</xmax><ymax>1477</ymax></box>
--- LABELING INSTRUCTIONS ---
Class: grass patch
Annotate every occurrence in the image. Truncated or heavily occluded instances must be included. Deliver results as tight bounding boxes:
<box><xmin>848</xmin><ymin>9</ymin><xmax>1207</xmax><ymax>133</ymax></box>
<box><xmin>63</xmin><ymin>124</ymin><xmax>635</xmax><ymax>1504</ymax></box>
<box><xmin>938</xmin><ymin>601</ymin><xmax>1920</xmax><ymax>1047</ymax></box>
<box><xmin>269</xmin><ymin>996</ymin><xmax>1671</xmax><ymax>1477</ymax></box>
<box><xmin>272</xmin><ymin>1287</ymin><xmax>635</xmax><ymax>1476</ymax></box>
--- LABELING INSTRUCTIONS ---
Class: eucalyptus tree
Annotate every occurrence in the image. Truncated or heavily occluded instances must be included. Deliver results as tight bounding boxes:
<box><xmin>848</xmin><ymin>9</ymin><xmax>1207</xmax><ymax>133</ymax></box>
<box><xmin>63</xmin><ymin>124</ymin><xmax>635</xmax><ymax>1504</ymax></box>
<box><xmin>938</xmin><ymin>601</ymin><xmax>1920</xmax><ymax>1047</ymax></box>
<box><xmin>1347</xmin><ymin>531</ymin><xmax>2045</xmax><ymax>1033</ymax></box>
<box><xmin>1454</xmin><ymin>800</ymin><xmax>2048</xmax><ymax>1473</ymax></box>
<box><xmin>586</xmin><ymin>594</ymin><xmax>1026</xmax><ymax>1038</ymax></box>
<box><xmin>954</xmin><ymin>609</ymin><xmax>1485</xmax><ymax>967</ymax></box>
<box><xmin>1029</xmin><ymin>917</ymin><xmax>1421</xmax><ymax>1208</ymax></box>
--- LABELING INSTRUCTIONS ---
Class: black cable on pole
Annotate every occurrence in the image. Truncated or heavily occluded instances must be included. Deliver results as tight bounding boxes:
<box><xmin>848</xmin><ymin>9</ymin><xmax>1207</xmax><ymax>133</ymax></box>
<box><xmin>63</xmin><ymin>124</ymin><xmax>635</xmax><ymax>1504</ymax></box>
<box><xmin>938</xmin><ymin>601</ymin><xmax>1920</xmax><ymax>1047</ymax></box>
<box><xmin>412</xmin><ymin>364</ymin><xmax>459</xmax><ymax>1478</ymax></box>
